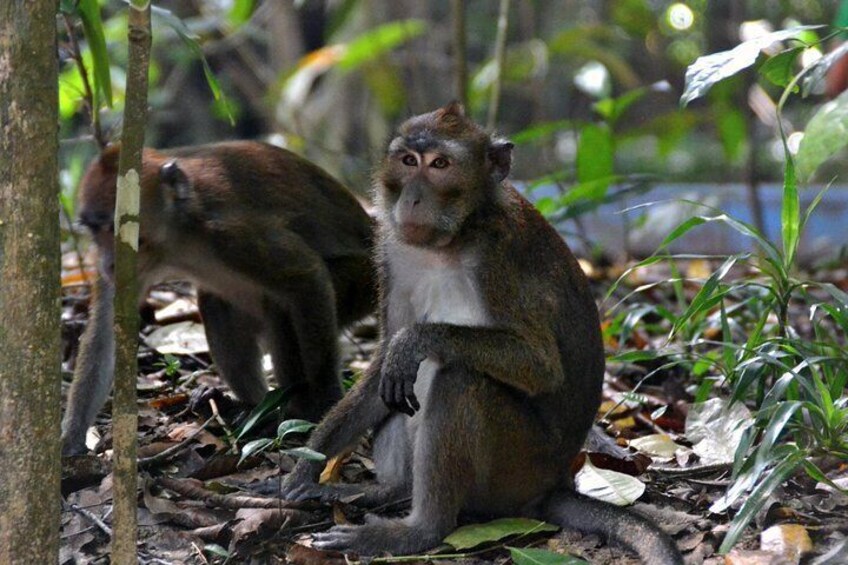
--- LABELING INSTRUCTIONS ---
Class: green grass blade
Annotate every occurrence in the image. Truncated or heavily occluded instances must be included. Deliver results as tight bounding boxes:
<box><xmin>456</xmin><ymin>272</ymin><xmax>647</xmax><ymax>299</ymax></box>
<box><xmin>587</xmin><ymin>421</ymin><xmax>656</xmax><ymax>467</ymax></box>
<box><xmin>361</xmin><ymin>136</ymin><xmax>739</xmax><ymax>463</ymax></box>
<box><xmin>719</xmin><ymin>450</ymin><xmax>805</xmax><ymax>553</ymax></box>
<box><xmin>781</xmin><ymin>153</ymin><xmax>800</xmax><ymax>268</ymax></box>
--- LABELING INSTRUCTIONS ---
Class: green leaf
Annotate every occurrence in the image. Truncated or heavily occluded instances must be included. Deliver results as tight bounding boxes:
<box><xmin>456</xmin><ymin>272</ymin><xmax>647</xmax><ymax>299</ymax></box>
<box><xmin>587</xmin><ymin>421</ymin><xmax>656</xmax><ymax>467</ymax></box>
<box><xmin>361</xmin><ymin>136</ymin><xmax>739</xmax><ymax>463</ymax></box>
<box><xmin>227</xmin><ymin>0</ymin><xmax>255</xmax><ymax>27</ymax></box>
<box><xmin>796</xmin><ymin>89</ymin><xmax>848</xmax><ymax>181</ymax></box>
<box><xmin>236</xmin><ymin>387</ymin><xmax>290</xmax><ymax>439</ymax></box>
<box><xmin>681</xmin><ymin>26</ymin><xmax>820</xmax><ymax>107</ymax></box>
<box><xmin>576</xmin><ymin>123</ymin><xmax>614</xmax><ymax>194</ymax></box>
<box><xmin>239</xmin><ymin>438</ymin><xmax>274</xmax><ymax>464</ymax></box>
<box><xmin>512</xmin><ymin>120</ymin><xmax>573</xmax><ymax>145</ymax></box>
<box><xmin>277</xmin><ymin>419</ymin><xmax>316</xmax><ymax>441</ymax></box>
<box><xmin>77</xmin><ymin>0</ymin><xmax>112</xmax><ymax>107</ymax></box>
<box><xmin>203</xmin><ymin>543</ymin><xmax>230</xmax><ymax>557</ymax></box>
<box><xmin>151</xmin><ymin>5</ymin><xmax>233</xmax><ymax>124</ymax></box>
<box><xmin>508</xmin><ymin>546</ymin><xmax>590</xmax><ymax>565</ymax></box>
<box><xmin>444</xmin><ymin>518</ymin><xmax>558</xmax><ymax>550</ymax></box>
<box><xmin>593</xmin><ymin>84</ymin><xmax>662</xmax><ymax>125</ymax></box>
<box><xmin>716</xmin><ymin>106</ymin><xmax>747</xmax><ymax>163</ymax></box>
<box><xmin>718</xmin><ymin>449</ymin><xmax>806</xmax><ymax>553</ymax></box>
<box><xmin>281</xmin><ymin>446</ymin><xmax>326</xmax><ymax>462</ymax></box>
<box><xmin>781</xmin><ymin>152</ymin><xmax>800</xmax><ymax>266</ymax></box>
<box><xmin>758</xmin><ymin>47</ymin><xmax>803</xmax><ymax>88</ymax></box>
<box><xmin>337</xmin><ymin>20</ymin><xmax>426</xmax><ymax>71</ymax></box>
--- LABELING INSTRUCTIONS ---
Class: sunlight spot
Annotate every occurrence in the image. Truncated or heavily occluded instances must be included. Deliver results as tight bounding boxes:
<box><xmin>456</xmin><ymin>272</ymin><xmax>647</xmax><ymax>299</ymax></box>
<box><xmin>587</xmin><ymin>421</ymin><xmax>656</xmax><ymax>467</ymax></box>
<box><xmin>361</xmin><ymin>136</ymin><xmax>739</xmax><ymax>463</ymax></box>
<box><xmin>667</xmin><ymin>4</ymin><xmax>694</xmax><ymax>31</ymax></box>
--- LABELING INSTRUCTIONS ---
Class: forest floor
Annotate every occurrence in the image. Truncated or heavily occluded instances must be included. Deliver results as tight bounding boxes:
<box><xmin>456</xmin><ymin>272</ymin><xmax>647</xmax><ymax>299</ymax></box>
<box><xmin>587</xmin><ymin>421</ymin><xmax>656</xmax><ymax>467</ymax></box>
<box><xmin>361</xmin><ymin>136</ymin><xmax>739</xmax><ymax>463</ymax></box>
<box><xmin>58</xmin><ymin>256</ymin><xmax>848</xmax><ymax>565</ymax></box>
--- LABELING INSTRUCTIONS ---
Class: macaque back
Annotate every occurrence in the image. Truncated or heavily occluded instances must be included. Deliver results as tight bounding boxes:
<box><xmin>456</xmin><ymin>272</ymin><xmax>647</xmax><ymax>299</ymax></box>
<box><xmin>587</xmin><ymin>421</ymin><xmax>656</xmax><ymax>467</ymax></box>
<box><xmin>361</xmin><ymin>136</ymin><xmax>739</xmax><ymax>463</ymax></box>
<box><xmin>61</xmin><ymin>141</ymin><xmax>375</xmax><ymax>455</ymax></box>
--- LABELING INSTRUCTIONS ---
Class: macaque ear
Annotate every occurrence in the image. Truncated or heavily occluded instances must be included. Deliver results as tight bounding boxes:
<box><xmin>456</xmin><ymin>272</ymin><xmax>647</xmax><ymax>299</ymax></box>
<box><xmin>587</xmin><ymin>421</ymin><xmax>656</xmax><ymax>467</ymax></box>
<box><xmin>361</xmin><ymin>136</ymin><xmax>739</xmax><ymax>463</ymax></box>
<box><xmin>488</xmin><ymin>138</ymin><xmax>514</xmax><ymax>183</ymax></box>
<box><xmin>159</xmin><ymin>160</ymin><xmax>191</xmax><ymax>201</ymax></box>
<box><xmin>441</xmin><ymin>100</ymin><xmax>466</xmax><ymax>118</ymax></box>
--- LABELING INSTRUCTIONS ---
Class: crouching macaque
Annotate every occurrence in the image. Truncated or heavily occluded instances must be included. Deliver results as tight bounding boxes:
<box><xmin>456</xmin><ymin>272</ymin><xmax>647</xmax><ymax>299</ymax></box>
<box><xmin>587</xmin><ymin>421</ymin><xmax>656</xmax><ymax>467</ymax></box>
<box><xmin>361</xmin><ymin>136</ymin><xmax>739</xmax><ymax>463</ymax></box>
<box><xmin>61</xmin><ymin>141</ymin><xmax>376</xmax><ymax>456</ymax></box>
<box><xmin>280</xmin><ymin>104</ymin><xmax>683</xmax><ymax>564</ymax></box>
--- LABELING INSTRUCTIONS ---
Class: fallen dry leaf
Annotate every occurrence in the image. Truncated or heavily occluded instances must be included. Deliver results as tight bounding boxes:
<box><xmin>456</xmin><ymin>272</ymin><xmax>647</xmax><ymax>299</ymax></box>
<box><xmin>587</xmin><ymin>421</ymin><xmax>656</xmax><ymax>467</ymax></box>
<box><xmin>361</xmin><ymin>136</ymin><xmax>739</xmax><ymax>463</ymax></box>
<box><xmin>574</xmin><ymin>457</ymin><xmax>645</xmax><ymax>505</ymax></box>
<box><xmin>759</xmin><ymin>524</ymin><xmax>812</xmax><ymax>564</ymax></box>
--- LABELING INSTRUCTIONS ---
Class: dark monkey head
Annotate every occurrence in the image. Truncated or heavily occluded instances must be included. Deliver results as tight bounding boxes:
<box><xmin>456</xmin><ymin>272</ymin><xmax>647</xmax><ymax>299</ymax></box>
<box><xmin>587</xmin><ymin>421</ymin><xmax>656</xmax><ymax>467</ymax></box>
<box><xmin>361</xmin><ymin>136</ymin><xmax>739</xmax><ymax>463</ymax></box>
<box><xmin>374</xmin><ymin>102</ymin><xmax>514</xmax><ymax>247</ymax></box>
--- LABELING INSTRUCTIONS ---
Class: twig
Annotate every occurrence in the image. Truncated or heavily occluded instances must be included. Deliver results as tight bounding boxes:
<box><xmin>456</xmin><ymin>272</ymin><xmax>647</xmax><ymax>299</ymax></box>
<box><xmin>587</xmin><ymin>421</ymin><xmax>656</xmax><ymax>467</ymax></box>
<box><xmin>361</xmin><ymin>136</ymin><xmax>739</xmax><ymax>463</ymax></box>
<box><xmin>650</xmin><ymin>462</ymin><xmax>731</xmax><ymax>476</ymax></box>
<box><xmin>137</xmin><ymin>415</ymin><xmax>216</xmax><ymax>469</ymax></box>
<box><xmin>209</xmin><ymin>397</ymin><xmax>237</xmax><ymax>450</ymax></box>
<box><xmin>61</xmin><ymin>13</ymin><xmax>106</xmax><ymax>149</ymax></box>
<box><xmin>190</xmin><ymin>541</ymin><xmax>211</xmax><ymax>564</ymax></box>
<box><xmin>63</xmin><ymin>500</ymin><xmax>113</xmax><ymax>538</ymax></box>
<box><xmin>157</xmin><ymin>476</ymin><xmax>318</xmax><ymax>511</ymax></box>
<box><xmin>487</xmin><ymin>0</ymin><xmax>511</xmax><ymax>130</ymax></box>
<box><xmin>451</xmin><ymin>0</ymin><xmax>468</xmax><ymax>106</ymax></box>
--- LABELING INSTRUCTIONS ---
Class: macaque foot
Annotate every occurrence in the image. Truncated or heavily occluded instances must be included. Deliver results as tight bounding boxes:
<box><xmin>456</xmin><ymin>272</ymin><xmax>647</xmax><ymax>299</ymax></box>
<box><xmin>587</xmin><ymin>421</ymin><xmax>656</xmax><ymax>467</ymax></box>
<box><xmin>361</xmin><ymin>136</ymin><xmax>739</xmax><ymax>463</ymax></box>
<box><xmin>312</xmin><ymin>516</ymin><xmax>443</xmax><ymax>556</ymax></box>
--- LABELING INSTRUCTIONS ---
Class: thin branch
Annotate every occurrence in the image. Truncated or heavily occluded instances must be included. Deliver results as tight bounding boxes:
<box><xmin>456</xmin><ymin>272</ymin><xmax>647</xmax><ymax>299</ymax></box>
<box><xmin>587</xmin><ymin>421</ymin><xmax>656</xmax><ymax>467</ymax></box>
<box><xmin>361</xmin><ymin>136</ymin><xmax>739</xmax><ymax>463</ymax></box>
<box><xmin>451</xmin><ymin>0</ymin><xmax>468</xmax><ymax>107</ymax></box>
<box><xmin>63</xmin><ymin>501</ymin><xmax>113</xmax><ymax>538</ymax></box>
<box><xmin>487</xmin><ymin>0</ymin><xmax>511</xmax><ymax>130</ymax></box>
<box><xmin>62</xmin><ymin>13</ymin><xmax>107</xmax><ymax>149</ymax></box>
<box><xmin>157</xmin><ymin>476</ymin><xmax>318</xmax><ymax>511</ymax></box>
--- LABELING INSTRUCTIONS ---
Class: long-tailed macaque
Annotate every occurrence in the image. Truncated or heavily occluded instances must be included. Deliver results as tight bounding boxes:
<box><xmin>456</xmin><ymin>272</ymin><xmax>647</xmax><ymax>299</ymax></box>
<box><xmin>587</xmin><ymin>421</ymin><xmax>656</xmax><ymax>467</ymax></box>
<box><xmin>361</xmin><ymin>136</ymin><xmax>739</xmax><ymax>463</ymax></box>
<box><xmin>280</xmin><ymin>104</ymin><xmax>683</xmax><ymax>564</ymax></box>
<box><xmin>61</xmin><ymin>141</ymin><xmax>376</xmax><ymax>456</ymax></box>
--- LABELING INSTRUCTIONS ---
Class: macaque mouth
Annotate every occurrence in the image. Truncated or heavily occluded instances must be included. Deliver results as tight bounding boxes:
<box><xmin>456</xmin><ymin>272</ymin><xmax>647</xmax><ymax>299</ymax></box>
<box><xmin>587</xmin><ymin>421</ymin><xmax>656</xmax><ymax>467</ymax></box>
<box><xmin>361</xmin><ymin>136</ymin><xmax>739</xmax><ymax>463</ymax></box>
<box><xmin>398</xmin><ymin>221</ymin><xmax>452</xmax><ymax>247</ymax></box>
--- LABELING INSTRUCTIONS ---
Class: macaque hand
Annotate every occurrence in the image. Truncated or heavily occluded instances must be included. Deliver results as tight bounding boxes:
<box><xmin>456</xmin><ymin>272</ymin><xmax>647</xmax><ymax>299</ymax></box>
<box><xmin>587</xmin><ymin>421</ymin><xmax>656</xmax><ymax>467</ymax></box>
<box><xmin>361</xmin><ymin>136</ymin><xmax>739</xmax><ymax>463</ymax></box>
<box><xmin>379</xmin><ymin>328</ymin><xmax>424</xmax><ymax>416</ymax></box>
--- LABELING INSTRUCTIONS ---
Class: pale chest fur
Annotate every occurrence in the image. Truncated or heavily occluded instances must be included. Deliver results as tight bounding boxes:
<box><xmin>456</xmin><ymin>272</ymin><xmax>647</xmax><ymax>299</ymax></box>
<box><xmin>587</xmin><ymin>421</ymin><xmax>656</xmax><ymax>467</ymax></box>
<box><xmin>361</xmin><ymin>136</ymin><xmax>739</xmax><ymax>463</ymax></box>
<box><xmin>386</xmin><ymin>243</ymin><xmax>490</xmax><ymax>329</ymax></box>
<box><xmin>386</xmin><ymin>243</ymin><xmax>490</xmax><ymax>426</ymax></box>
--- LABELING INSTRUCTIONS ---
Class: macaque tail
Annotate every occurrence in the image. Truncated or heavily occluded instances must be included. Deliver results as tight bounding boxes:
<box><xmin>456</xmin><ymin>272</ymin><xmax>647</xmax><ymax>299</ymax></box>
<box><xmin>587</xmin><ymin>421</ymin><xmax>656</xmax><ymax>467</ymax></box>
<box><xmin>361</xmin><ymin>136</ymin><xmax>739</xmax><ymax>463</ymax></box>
<box><xmin>544</xmin><ymin>489</ymin><xmax>684</xmax><ymax>565</ymax></box>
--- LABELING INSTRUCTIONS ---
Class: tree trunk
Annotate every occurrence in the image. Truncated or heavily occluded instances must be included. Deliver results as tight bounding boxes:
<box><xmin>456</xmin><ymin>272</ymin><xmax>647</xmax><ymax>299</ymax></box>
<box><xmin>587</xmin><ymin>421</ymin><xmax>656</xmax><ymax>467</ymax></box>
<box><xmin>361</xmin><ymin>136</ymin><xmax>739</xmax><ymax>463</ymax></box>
<box><xmin>111</xmin><ymin>1</ymin><xmax>151</xmax><ymax>562</ymax></box>
<box><xmin>0</xmin><ymin>2</ymin><xmax>62</xmax><ymax>564</ymax></box>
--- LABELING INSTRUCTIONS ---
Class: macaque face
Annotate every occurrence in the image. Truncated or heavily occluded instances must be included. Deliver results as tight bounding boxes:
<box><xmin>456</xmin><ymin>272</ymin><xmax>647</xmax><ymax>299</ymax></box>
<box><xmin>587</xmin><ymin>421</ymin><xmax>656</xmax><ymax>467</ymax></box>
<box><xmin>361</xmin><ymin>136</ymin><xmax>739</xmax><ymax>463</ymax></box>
<box><xmin>77</xmin><ymin>147</ymin><xmax>158</xmax><ymax>282</ymax></box>
<box><xmin>375</xmin><ymin>103</ymin><xmax>513</xmax><ymax>248</ymax></box>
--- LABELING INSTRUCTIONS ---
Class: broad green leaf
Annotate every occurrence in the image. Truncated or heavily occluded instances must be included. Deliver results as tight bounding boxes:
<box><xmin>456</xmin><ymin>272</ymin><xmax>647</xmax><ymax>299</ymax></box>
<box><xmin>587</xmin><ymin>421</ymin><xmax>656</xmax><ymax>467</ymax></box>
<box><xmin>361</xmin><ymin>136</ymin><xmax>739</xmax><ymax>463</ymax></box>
<box><xmin>512</xmin><ymin>120</ymin><xmax>573</xmax><ymax>145</ymax></box>
<box><xmin>681</xmin><ymin>26</ymin><xmax>820</xmax><ymax>107</ymax></box>
<box><xmin>203</xmin><ymin>543</ymin><xmax>230</xmax><ymax>558</ymax></box>
<box><xmin>239</xmin><ymin>438</ymin><xmax>274</xmax><ymax>464</ymax></box>
<box><xmin>508</xmin><ymin>546</ymin><xmax>589</xmax><ymax>565</ymax></box>
<box><xmin>277</xmin><ymin>419</ymin><xmax>316</xmax><ymax>440</ymax></box>
<box><xmin>337</xmin><ymin>20</ymin><xmax>426</xmax><ymax>71</ymax></box>
<box><xmin>593</xmin><ymin>82</ymin><xmax>668</xmax><ymax>125</ymax></box>
<box><xmin>796</xmin><ymin>89</ymin><xmax>848</xmax><ymax>181</ymax></box>
<box><xmin>77</xmin><ymin>0</ymin><xmax>112</xmax><ymax>107</ymax></box>
<box><xmin>444</xmin><ymin>518</ymin><xmax>558</xmax><ymax>550</ymax></box>
<box><xmin>716</xmin><ymin>106</ymin><xmax>747</xmax><ymax>163</ymax></box>
<box><xmin>237</xmin><ymin>387</ymin><xmax>290</xmax><ymax>439</ymax></box>
<box><xmin>282</xmin><ymin>446</ymin><xmax>326</xmax><ymax>462</ymax></box>
<box><xmin>576</xmin><ymin>123</ymin><xmax>614</xmax><ymax>194</ymax></box>
<box><xmin>758</xmin><ymin>47</ymin><xmax>803</xmax><ymax>88</ymax></box>
<box><xmin>781</xmin><ymin>152</ymin><xmax>800</xmax><ymax>266</ymax></box>
<box><xmin>227</xmin><ymin>0</ymin><xmax>255</xmax><ymax>27</ymax></box>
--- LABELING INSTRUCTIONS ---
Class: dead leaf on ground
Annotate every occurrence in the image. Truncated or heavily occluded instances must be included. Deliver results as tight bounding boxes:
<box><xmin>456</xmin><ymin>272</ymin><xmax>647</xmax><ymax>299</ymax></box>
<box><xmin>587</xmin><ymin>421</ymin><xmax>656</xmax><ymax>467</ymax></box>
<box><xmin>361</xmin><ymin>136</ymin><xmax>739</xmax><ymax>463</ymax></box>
<box><xmin>759</xmin><ymin>524</ymin><xmax>812</xmax><ymax>564</ymax></box>
<box><xmin>574</xmin><ymin>458</ymin><xmax>646</xmax><ymax>506</ymax></box>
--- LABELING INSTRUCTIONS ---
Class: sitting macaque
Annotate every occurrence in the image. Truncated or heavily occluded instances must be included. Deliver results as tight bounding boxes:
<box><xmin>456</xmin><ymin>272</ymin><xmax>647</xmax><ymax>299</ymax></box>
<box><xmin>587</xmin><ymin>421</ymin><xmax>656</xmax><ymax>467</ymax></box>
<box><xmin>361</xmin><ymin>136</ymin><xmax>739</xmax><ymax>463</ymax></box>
<box><xmin>280</xmin><ymin>104</ymin><xmax>683</xmax><ymax>564</ymax></box>
<box><xmin>61</xmin><ymin>141</ymin><xmax>376</xmax><ymax>456</ymax></box>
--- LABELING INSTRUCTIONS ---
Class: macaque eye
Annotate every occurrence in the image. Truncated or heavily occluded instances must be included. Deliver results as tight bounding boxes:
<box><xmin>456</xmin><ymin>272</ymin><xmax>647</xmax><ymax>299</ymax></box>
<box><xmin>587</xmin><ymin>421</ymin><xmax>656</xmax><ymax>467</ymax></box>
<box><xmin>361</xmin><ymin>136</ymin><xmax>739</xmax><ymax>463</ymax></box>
<box><xmin>431</xmin><ymin>157</ymin><xmax>449</xmax><ymax>169</ymax></box>
<box><xmin>401</xmin><ymin>154</ymin><xmax>418</xmax><ymax>167</ymax></box>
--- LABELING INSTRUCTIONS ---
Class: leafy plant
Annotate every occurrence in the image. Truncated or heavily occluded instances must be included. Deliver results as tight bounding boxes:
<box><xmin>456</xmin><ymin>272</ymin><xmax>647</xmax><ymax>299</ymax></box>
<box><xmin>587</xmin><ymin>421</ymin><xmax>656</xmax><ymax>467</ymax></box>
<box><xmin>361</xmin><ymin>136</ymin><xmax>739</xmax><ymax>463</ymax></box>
<box><xmin>239</xmin><ymin>418</ymin><xmax>324</xmax><ymax>465</ymax></box>
<box><xmin>609</xmin><ymin>25</ymin><xmax>848</xmax><ymax>553</ymax></box>
<box><xmin>154</xmin><ymin>353</ymin><xmax>181</xmax><ymax>380</ymax></box>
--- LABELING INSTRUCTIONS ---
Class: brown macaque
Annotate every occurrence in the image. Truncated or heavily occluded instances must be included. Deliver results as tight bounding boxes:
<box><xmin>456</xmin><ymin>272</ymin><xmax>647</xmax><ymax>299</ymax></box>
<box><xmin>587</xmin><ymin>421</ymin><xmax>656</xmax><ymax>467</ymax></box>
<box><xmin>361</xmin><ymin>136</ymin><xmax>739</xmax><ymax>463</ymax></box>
<box><xmin>280</xmin><ymin>104</ymin><xmax>683</xmax><ymax>564</ymax></box>
<box><xmin>61</xmin><ymin>141</ymin><xmax>376</xmax><ymax>456</ymax></box>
